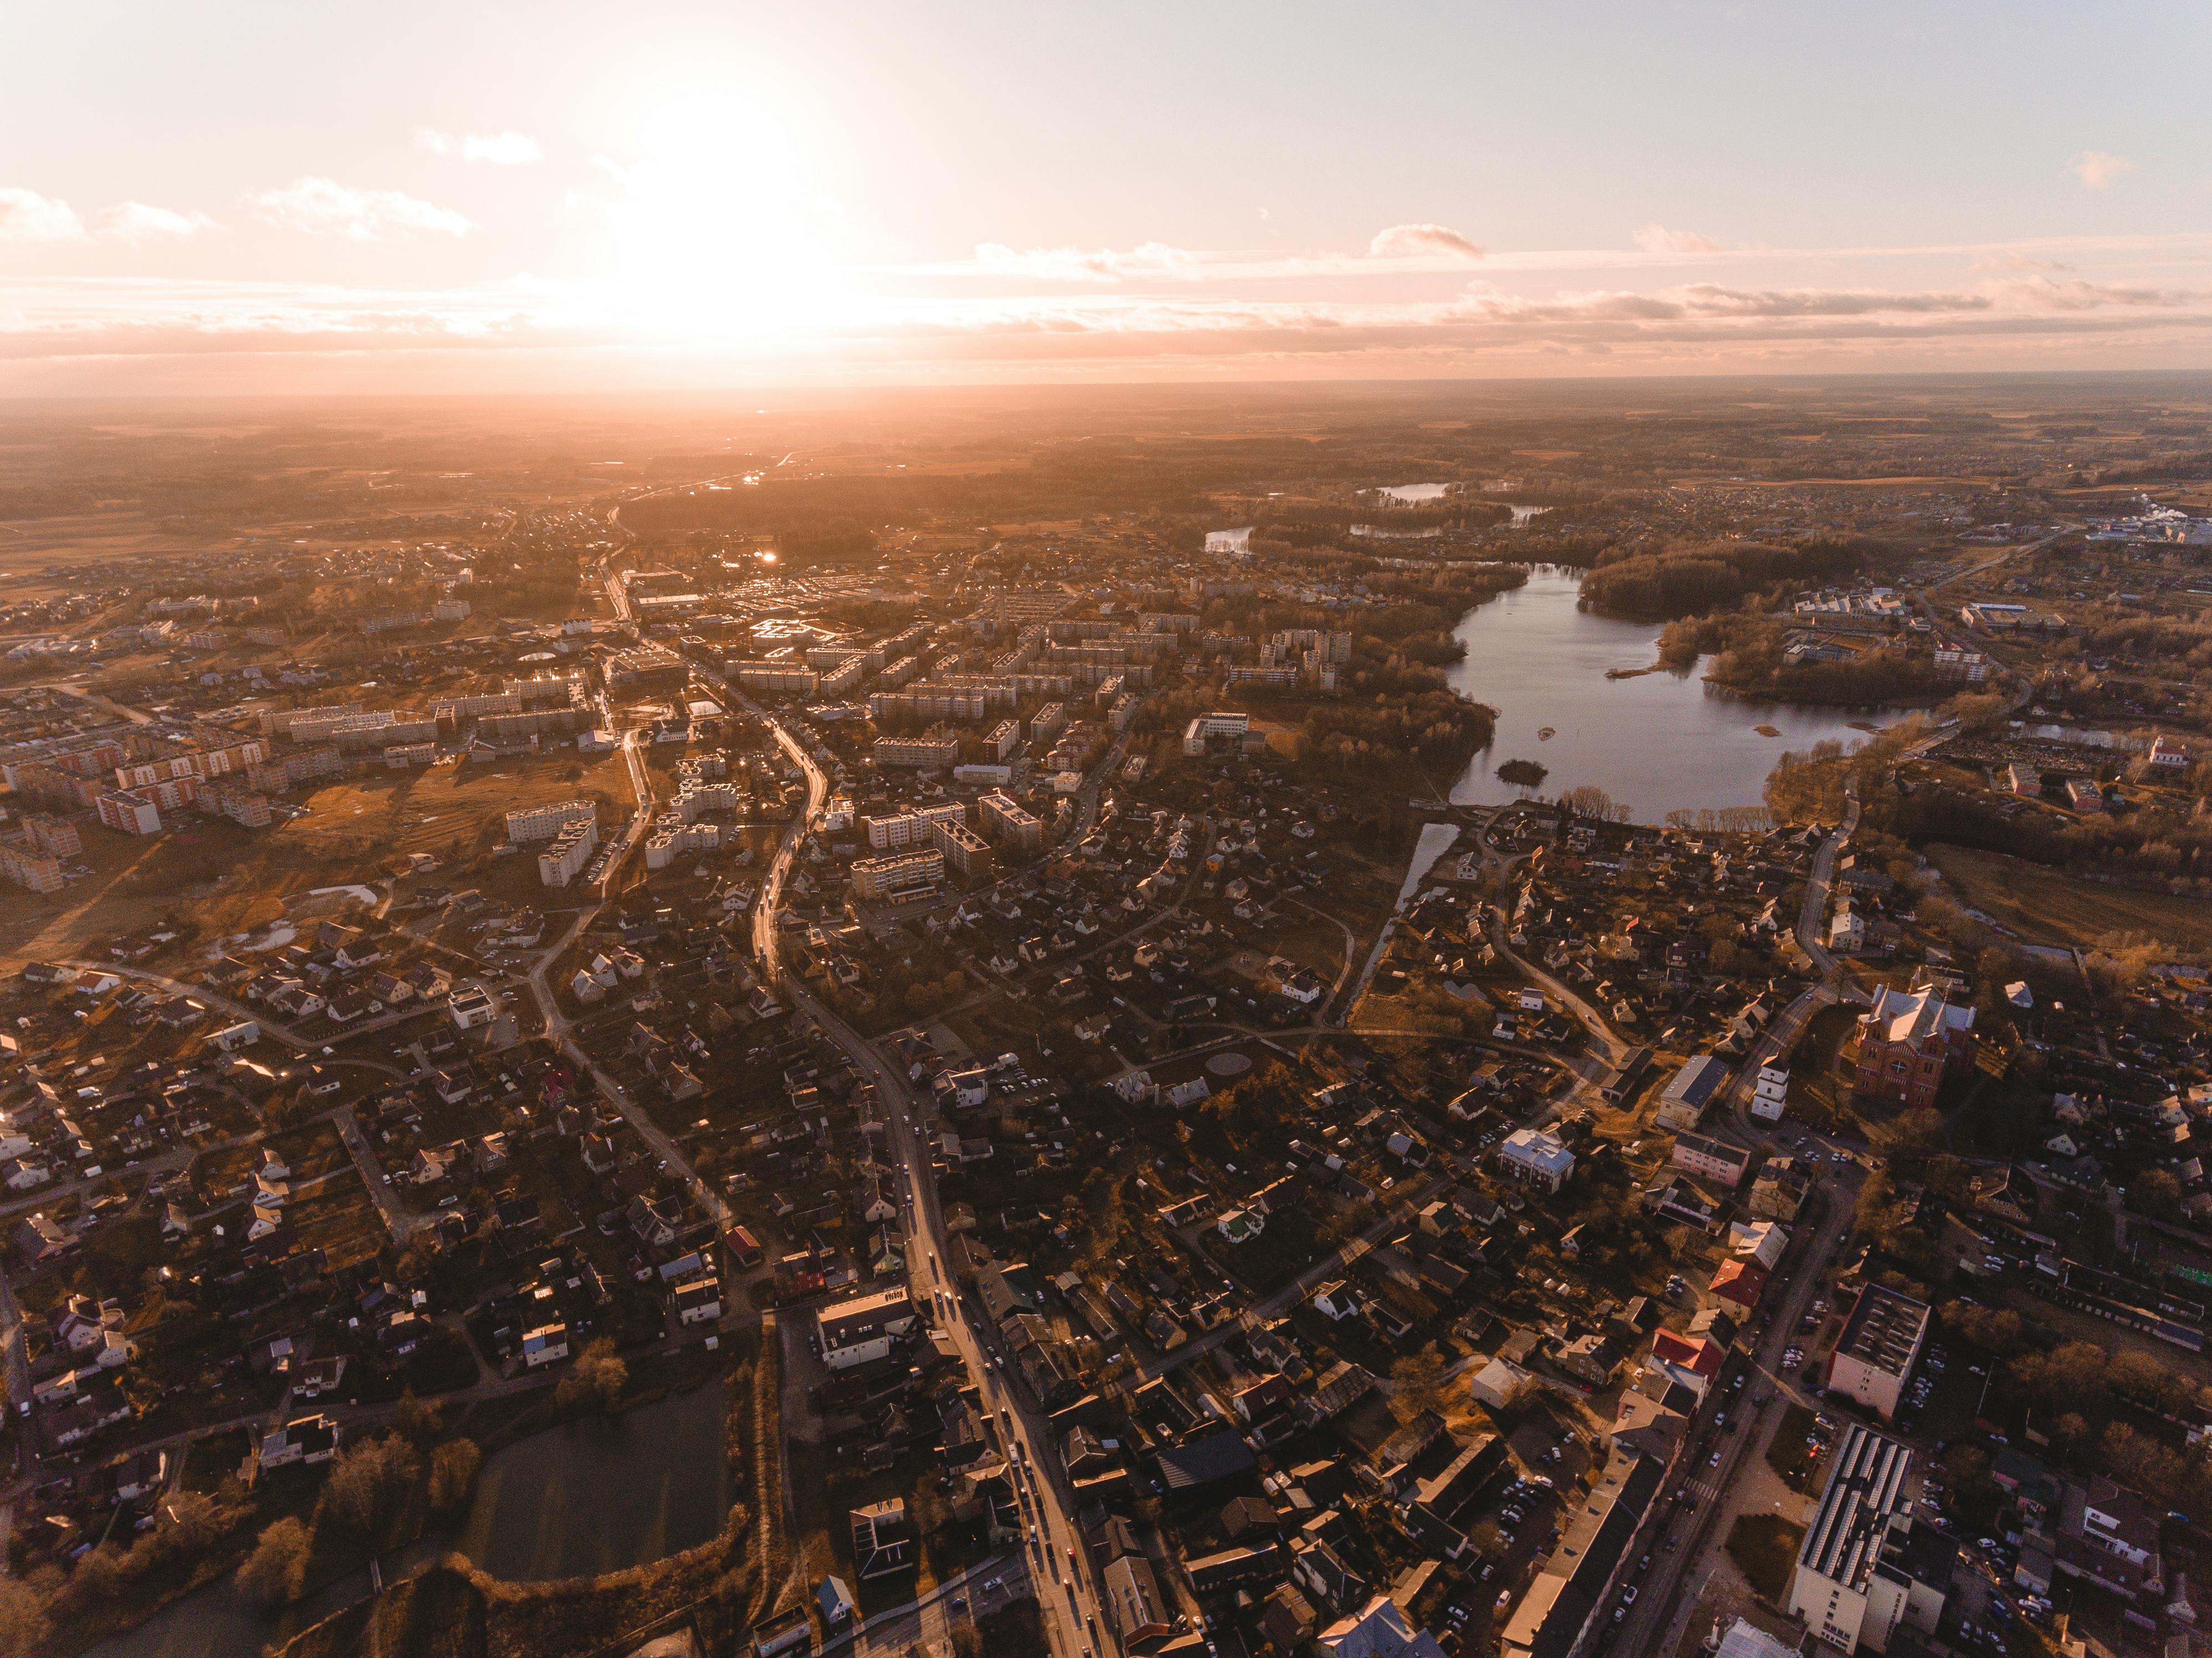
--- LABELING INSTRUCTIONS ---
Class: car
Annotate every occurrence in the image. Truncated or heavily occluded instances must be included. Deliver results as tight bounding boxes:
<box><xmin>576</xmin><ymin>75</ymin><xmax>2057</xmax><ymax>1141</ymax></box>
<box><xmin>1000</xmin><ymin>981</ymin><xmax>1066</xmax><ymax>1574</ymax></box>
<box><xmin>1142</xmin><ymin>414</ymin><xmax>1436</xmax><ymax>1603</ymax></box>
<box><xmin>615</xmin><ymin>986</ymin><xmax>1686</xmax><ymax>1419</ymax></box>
<box><xmin>1709</xmin><ymin>1451</ymin><xmax>1722</xmax><ymax>1467</ymax></box>
<box><xmin>1613</xmin><ymin>1608</ymin><xmax>1626</xmax><ymax>1623</ymax></box>
<box><xmin>1622</xmin><ymin>1588</ymin><xmax>1637</xmax><ymax>1606</ymax></box>
<box><xmin>1497</xmin><ymin>1592</ymin><xmax>1513</xmax><ymax>1609</ymax></box>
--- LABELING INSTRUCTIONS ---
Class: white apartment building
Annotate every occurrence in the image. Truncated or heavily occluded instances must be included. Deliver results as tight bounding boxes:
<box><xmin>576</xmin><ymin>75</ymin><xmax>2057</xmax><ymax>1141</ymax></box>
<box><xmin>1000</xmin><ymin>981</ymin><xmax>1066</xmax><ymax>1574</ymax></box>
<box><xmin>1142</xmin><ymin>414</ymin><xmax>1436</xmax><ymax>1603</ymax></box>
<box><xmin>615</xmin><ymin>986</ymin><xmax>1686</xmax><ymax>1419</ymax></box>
<box><xmin>864</xmin><ymin>802</ymin><xmax>966</xmax><ymax>850</ymax></box>
<box><xmin>852</xmin><ymin>849</ymin><xmax>944</xmax><ymax>903</ymax></box>
<box><xmin>537</xmin><ymin>819</ymin><xmax>598</xmax><ymax>887</ymax></box>
<box><xmin>506</xmin><ymin>800</ymin><xmax>598</xmax><ymax>844</ymax></box>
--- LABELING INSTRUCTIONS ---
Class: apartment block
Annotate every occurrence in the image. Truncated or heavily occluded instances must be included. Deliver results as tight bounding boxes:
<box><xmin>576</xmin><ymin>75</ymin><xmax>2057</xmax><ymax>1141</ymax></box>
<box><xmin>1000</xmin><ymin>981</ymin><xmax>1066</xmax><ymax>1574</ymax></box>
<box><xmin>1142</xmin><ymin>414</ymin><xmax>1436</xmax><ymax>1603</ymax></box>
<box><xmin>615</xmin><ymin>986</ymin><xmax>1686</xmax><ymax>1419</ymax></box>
<box><xmin>872</xmin><ymin>733</ymin><xmax>961</xmax><ymax>770</ymax></box>
<box><xmin>932</xmin><ymin>820</ymin><xmax>993</xmax><ymax>878</ymax></box>
<box><xmin>979</xmin><ymin>790</ymin><xmax>1045</xmax><ymax>853</ymax></box>
<box><xmin>852</xmin><ymin>849</ymin><xmax>944</xmax><ymax>903</ymax></box>
<box><xmin>0</xmin><ymin>839</ymin><xmax>65</xmax><ymax>893</ymax></box>
<box><xmin>538</xmin><ymin>820</ymin><xmax>598</xmax><ymax>888</ymax></box>
<box><xmin>506</xmin><ymin>800</ymin><xmax>598</xmax><ymax>843</ymax></box>
<box><xmin>20</xmin><ymin>813</ymin><xmax>81</xmax><ymax>858</ymax></box>
<box><xmin>97</xmin><ymin>790</ymin><xmax>164</xmax><ymax>836</ymax></box>
<box><xmin>1671</xmin><ymin>1131</ymin><xmax>1754</xmax><ymax>1189</ymax></box>
<box><xmin>864</xmin><ymin>803</ymin><xmax>966</xmax><ymax>850</ymax></box>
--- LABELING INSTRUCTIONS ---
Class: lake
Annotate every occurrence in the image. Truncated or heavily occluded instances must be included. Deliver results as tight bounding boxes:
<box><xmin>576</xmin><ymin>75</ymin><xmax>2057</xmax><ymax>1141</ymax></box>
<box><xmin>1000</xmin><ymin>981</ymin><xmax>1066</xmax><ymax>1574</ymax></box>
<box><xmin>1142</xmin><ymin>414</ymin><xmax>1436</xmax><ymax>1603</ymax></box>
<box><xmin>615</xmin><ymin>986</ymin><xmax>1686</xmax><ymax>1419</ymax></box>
<box><xmin>453</xmin><ymin>1380</ymin><xmax>729</xmax><ymax>1582</ymax></box>
<box><xmin>1443</xmin><ymin>565</ymin><xmax>1914</xmax><ymax>823</ymax></box>
<box><xmin>80</xmin><ymin>1384</ymin><xmax>729</xmax><ymax>1658</ymax></box>
<box><xmin>1377</xmin><ymin>483</ymin><xmax>1451</xmax><ymax>503</ymax></box>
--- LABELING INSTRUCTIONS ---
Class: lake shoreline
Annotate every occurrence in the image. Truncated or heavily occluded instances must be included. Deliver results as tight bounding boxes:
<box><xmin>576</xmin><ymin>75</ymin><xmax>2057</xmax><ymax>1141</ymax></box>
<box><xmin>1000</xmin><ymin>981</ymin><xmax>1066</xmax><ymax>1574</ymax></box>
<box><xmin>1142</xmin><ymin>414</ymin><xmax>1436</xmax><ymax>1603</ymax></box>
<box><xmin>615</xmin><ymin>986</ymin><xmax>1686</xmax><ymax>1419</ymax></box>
<box><xmin>1438</xmin><ymin>565</ymin><xmax>1929</xmax><ymax>822</ymax></box>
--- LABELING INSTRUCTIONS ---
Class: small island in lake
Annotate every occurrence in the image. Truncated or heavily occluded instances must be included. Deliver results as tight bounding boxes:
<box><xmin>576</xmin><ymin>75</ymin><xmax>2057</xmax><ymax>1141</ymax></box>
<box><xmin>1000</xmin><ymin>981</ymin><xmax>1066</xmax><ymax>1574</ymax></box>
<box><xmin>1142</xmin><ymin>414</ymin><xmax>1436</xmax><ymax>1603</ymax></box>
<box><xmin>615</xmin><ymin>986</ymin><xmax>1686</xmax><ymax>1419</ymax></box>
<box><xmin>1497</xmin><ymin>758</ymin><xmax>1550</xmax><ymax>787</ymax></box>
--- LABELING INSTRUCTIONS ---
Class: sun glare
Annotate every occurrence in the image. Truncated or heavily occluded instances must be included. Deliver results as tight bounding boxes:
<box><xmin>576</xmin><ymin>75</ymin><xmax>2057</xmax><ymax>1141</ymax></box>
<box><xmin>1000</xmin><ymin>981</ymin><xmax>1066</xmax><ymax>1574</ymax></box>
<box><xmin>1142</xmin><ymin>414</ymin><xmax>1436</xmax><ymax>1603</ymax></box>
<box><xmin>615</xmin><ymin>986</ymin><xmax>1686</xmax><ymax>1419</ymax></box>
<box><xmin>605</xmin><ymin>91</ymin><xmax>849</xmax><ymax>345</ymax></box>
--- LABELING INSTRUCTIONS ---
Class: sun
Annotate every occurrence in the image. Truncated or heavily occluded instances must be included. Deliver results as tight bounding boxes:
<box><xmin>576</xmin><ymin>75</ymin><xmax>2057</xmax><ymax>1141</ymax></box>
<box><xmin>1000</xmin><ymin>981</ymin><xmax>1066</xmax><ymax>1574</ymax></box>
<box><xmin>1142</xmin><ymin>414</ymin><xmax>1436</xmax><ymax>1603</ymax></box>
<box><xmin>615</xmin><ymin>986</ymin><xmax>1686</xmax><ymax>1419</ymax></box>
<box><xmin>603</xmin><ymin>90</ymin><xmax>851</xmax><ymax>345</ymax></box>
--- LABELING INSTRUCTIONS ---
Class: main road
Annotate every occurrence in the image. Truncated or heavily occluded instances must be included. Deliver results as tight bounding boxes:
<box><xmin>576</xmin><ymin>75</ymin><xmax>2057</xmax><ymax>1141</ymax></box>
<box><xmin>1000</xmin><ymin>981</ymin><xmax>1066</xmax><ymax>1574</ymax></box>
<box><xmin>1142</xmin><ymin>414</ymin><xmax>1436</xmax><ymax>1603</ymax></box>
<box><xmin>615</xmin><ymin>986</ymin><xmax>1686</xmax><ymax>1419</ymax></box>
<box><xmin>736</xmin><ymin>689</ymin><xmax>1105</xmax><ymax>1658</ymax></box>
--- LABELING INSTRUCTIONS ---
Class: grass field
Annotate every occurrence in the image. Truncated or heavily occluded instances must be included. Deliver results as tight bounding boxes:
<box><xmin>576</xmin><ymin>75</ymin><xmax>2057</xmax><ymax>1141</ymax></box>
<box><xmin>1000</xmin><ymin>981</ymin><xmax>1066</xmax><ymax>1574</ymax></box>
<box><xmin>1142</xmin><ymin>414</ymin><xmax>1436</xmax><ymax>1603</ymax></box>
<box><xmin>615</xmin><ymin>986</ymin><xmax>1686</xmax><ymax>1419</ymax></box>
<box><xmin>1763</xmin><ymin>1403</ymin><xmax>1822</xmax><ymax>1493</ymax></box>
<box><xmin>0</xmin><ymin>750</ymin><xmax>634</xmax><ymax>963</ymax></box>
<box><xmin>1928</xmin><ymin>842</ymin><xmax>2212</xmax><ymax>955</ymax></box>
<box><xmin>1725</xmin><ymin>1513</ymin><xmax>1807</xmax><ymax>1604</ymax></box>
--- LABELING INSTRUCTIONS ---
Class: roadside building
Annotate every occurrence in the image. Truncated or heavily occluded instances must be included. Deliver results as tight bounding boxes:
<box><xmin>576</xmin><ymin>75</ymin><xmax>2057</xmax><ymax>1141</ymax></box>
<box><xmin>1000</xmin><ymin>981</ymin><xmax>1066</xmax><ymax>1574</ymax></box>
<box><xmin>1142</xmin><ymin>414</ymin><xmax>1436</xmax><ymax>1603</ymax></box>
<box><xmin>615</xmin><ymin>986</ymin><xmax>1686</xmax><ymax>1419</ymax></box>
<box><xmin>1671</xmin><ymin>1131</ymin><xmax>1753</xmax><ymax>1189</ymax></box>
<box><xmin>1655</xmin><ymin>1055</ymin><xmax>1729</xmax><ymax>1132</ymax></box>
<box><xmin>817</xmin><ymin>1286</ymin><xmax>915</xmax><ymax>1369</ymax></box>
<box><xmin>1825</xmin><ymin>1284</ymin><xmax>1930</xmax><ymax>1420</ymax></box>
<box><xmin>1785</xmin><ymin>1422</ymin><xmax>1953</xmax><ymax>1653</ymax></box>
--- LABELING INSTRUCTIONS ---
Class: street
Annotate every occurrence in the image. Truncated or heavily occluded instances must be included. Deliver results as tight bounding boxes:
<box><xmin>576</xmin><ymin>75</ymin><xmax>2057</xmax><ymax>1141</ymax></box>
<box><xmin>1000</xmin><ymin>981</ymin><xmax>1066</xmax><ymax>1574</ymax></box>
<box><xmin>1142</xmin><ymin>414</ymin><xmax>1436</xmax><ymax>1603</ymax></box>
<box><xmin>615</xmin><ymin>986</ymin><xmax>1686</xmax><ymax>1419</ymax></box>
<box><xmin>738</xmin><ymin>693</ymin><xmax>1107</xmax><ymax>1657</ymax></box>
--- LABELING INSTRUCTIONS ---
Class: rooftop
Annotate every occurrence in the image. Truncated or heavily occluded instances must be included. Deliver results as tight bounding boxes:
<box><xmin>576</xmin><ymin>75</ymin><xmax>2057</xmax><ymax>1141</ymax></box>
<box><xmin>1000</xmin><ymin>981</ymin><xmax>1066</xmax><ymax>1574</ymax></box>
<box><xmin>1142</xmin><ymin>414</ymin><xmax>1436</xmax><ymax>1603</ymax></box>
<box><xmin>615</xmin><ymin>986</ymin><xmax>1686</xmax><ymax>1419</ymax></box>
<box><xmin>1834</xmin><ymin>1283</ymin><xmax>1931</xmax><ymax>1379</ymax></box>
<box><xmin>1798</xmin><ymin>1421</ymin><xmax>1913</xmax><ymax>1591</ymax></box>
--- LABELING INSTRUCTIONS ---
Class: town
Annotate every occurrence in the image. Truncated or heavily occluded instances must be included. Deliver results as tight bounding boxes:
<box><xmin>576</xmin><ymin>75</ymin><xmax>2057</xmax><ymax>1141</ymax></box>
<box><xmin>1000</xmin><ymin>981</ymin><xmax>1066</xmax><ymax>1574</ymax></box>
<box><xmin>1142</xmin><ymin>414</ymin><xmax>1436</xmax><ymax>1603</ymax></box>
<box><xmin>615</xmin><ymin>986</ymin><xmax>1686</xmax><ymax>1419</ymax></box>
<box><xmin>3</xmin><ymin>378</ymin><xmax>2212</xmax><ymax>1658</ymax></box>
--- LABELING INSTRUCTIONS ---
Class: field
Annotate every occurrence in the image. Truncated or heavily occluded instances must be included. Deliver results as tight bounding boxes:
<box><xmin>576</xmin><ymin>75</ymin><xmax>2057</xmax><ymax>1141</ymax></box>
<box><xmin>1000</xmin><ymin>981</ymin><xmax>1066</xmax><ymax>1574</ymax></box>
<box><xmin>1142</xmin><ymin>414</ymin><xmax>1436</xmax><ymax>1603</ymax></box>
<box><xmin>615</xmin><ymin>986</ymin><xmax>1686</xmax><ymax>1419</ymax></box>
<box><xmin>1927</xmin><ymin>842</ymin><xmax>2212</xmax><ymax>956</ymax></box>
<box><xmin>0</xmin><ymin>751</ymin><xmax>636</xmax><ymax>963</ymax></box>
<box><xmin>1724</xmin><ymin>1513</ymin><xmax>1806</xmax><ymax>1604</ymax></box>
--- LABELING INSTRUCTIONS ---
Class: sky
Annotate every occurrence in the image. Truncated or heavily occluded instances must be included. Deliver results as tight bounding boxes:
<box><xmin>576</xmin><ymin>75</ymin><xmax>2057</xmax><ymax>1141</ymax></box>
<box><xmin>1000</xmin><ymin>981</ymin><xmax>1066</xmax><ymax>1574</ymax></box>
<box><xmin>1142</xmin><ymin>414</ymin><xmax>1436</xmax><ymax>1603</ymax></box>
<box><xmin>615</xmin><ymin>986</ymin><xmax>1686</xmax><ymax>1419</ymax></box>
<box><xmin>4</xmin><ymin>1</ymin><xmax>2211</xmax><ymax>396</ymax></box>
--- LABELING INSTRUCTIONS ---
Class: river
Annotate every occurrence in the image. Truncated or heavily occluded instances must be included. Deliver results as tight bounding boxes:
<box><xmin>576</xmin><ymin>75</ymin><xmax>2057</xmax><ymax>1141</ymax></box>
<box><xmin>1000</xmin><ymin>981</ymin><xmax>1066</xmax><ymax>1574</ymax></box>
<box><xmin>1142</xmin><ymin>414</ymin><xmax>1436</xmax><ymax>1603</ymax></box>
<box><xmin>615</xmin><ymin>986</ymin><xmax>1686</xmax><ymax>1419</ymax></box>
<box><xmin>80</xmin><ymin>1383</ymin><xmax>728</xmax><ymax>1658</ymax></box>
<box><xmin>1442</xmin><ymin>565</ymin><xmax>1916</xmax><ymax>823</ymax></box>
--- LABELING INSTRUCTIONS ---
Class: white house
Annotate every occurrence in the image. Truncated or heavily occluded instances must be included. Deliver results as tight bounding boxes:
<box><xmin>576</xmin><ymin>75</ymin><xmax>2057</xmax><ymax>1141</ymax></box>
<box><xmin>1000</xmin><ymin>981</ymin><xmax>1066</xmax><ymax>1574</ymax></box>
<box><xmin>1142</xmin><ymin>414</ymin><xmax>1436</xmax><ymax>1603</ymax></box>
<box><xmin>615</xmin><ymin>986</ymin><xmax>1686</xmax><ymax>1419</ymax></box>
<box><xmin>1750</xmin><ymin>1065</ymin><xmax>1789</xmax><ymax>1123</ymax></box>
<box><xmin>1496</xmin><ymin>1128</ymin><xmax>1575</xmax><ymax>1193</ymax></box>
<box><xmin>521</xmin><ymin>1323</ymin><xmax>570</xmax><ymax>1369</ymax></box>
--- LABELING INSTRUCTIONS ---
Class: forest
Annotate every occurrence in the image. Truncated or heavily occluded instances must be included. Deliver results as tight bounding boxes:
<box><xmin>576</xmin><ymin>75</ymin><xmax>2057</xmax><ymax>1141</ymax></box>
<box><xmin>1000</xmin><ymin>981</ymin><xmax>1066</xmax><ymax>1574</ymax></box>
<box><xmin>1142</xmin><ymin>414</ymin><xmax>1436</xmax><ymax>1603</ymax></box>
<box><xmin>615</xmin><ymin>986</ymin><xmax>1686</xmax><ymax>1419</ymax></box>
<box><xmin>1578</xmin><ymin>536</ymin><xmax>1882</xmax><ymax>621</ymax></box>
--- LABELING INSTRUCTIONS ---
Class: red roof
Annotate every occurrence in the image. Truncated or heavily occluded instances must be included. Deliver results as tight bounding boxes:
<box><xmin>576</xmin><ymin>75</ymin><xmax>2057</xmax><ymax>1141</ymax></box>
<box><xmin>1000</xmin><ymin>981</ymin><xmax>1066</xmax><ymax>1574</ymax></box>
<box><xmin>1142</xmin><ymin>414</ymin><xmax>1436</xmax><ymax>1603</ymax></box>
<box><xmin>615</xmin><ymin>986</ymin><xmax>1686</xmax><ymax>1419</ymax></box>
<box><xmin>1709</xmin><ymin>1260</ymin><xmax>1769</xmax><ymax>1308</ymax></box>
<box><xmin>1651</xmin><ymin>1331</ymin><xmax>1723</xmax><ymax>1376</ymax></box>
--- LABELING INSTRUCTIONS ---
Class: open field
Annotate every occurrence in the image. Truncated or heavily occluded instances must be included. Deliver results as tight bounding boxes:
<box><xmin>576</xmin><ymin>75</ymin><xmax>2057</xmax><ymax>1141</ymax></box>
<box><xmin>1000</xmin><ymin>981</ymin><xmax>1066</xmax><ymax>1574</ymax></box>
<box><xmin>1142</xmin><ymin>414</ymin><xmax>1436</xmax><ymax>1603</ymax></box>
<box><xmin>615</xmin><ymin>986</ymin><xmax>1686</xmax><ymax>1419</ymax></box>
<box><xmin>1724</xmin><ymin>1513</ymin><xmax>1805</xmax><ymax>1604</ymax></box>
<box><xmin>0</xmin><ymin>750</ymin><xmax>636</xmax><ymax>963</ymax></box>
<box><xmin>1927</xmin><ymin>842</ymin><xmax>2212</xmax><ymax>955</ymax></box>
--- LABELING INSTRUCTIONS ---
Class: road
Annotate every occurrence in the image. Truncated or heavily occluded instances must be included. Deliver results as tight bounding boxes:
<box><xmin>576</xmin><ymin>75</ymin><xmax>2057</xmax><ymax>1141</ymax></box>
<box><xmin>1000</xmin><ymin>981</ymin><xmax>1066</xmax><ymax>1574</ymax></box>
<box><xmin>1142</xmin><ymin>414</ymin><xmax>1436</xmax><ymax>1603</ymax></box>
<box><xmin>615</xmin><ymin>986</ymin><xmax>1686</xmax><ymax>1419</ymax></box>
<box><xmin>519</xmin><ymin>916</ymin><xmax>728</xmax><ymax>1227</ymax></box>
<box><xmin>739</xmin><ymin>697</ymin><xmax>1103</xmax><ymax>1658</ymax></box>
<box><xmin>1610</xmin><ymin>1160</ymin><xmax>1865</xmax><ymax>1656</ymax></box>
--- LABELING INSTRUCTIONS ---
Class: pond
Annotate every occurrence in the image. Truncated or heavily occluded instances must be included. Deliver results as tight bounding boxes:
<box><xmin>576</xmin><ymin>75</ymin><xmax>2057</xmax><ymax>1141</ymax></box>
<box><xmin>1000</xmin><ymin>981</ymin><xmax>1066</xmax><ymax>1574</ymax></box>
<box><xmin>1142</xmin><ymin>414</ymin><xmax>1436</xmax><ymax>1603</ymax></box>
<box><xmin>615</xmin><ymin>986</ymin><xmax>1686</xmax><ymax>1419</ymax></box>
<box><xmin>451</xmin><ymin>1380</ymin><xmax>729</xmax><ymax>1582</ymax></box>
<box><xmin>1443</xmin><ymin>565</ymin><xmax>1918</xmax><ymax>823</ymax></box>
<box><xmin>79</xmin><ymin>1383</ymin><xmax>729</xmax><ymax>1658</ymax></box>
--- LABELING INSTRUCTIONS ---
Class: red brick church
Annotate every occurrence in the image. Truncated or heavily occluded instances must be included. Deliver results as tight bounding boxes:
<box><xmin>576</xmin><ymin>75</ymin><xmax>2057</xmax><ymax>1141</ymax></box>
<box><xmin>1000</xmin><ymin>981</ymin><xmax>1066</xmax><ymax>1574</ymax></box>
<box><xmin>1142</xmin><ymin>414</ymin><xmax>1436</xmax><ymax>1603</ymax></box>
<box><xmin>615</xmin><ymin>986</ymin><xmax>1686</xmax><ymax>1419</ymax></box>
<box><xmin>1851</xmin><ymin>983</ymin><xmax>1977</xmax><ymax>1109</ymax></box>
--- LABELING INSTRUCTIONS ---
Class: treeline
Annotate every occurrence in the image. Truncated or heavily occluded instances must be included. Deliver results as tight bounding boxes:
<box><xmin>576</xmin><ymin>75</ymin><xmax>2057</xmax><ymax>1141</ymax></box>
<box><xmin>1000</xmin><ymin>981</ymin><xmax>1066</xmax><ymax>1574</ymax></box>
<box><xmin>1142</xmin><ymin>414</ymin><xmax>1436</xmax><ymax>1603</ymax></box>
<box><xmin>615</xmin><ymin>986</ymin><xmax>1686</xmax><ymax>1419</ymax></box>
<box><xmin>1250</xmin><ymin>499</ymin><xmax>1515</xmax><ymax>541</ymax></box>
<box><xmin>1579</xmin><ymin>536</ymin><xmax>1880</xmax><ymax>621</ymax></box>
<box><xmin>1677</xmin><ymin>616</ymin><xmax>1959</xmax><ymax>707</ymax></box>
<box><xmin>1863</xmin><ymin>775</ymin><xmax>2212</xmax><ymax>884</ymax></box>
<box><xmin>1298</xmin><ymin>688</ymin><xmax>1494</xmax><ymax>777</ymax></box>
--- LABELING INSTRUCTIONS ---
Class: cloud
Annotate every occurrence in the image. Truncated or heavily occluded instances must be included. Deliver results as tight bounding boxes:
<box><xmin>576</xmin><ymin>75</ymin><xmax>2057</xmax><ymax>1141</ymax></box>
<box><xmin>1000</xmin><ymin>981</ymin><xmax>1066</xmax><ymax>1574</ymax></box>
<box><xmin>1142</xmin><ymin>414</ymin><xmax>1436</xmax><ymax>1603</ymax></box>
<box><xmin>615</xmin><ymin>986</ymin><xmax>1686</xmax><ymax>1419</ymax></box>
<box><xmin>417</xmin><ymin>129</ymin><xmax>542</xmax><ymax>165</ymax></box>
<box><xmin>0</xmin><ymin>188</ymin><xmax>85</xmax><ymax>242</ymax></box>
<box><xmin>971</xmin><ymin>242</ymin><xmax>1204</xmax><ymax>283</ymax></box>
<box><xmin>1369</xmin><ymin>223</ymin><xmax>1483</xmax><ymax>260</ymax></box>
<box><xmin>1972</xmin><ymin>249</ymin><xmax>2075</xmax><ymax>274</ymax></box>
<box><xmin>248</xmin><ymin>177</ymin><xmax>471</xmax><ymax>240</ymax></box>
<box><xmin>2070</xmin><ymin>151</ymin><xmax>2136</xmax><ymax>189</ymax></box>
<box><xmin>1633</xmin><ymin>223</ymin><xmax>1725</xmax><ymax>255</ymax></box>
<box><xmin>100</xmin><ymin>202</ymin><xmax>218</xmax><ymax>243</ymax></box>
